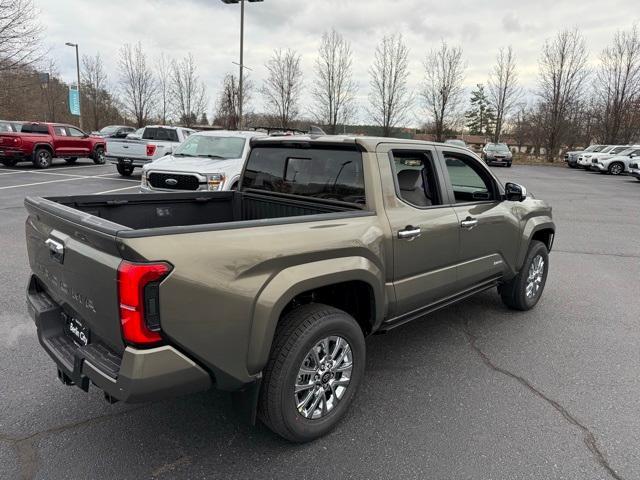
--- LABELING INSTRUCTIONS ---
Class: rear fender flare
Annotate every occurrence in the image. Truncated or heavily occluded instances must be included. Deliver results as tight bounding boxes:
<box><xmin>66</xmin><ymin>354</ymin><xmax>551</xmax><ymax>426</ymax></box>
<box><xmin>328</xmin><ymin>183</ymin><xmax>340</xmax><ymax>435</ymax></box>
<box><xmin>246</xmin><ymin>256</ymin><xmax>385</xmax><ymax>375</ymax></box>
<box><xmin>32</xmin><ymin>143</ymin><xmax>54</xmax><ymax>159</ymax></box>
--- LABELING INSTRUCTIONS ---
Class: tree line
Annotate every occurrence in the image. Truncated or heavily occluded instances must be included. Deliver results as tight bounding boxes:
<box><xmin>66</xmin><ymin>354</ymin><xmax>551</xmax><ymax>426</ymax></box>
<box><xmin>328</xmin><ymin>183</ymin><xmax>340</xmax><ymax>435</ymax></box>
<box><xmin>1</xmin><ymin>0</ymin><xmax>639</xmax><ymax>160</ymax></box>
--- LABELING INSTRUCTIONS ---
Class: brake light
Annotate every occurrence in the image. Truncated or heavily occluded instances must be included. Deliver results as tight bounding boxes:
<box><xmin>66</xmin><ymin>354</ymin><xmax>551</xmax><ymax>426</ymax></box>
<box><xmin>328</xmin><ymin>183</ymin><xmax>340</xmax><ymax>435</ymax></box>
<box><xmin>117</xmin><ymin>261</ymin><xmax>172</xmax><ymax>346</ymax></box>
<box><xmin>146</xmin><ymin>144</ymin><xmax>157</xmax><ymax>156</ymax></box>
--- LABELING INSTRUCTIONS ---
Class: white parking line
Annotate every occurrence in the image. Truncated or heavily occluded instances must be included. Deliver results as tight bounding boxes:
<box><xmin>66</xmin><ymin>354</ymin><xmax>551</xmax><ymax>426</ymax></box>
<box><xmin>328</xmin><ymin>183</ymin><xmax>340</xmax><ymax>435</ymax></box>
<box><xmin>0</xmin><ymin>164</ymin><xmax>108</xmax><ymax>176</ymax></box>
<box><xmin>93</xmin><ymin>185</ymin><xmax>140</xmax><ymax>194</ymax></box>
<box><xmin>0</xmin><ymin>173</ymin><xmax>138</xmax><ymax>190</ymax></box>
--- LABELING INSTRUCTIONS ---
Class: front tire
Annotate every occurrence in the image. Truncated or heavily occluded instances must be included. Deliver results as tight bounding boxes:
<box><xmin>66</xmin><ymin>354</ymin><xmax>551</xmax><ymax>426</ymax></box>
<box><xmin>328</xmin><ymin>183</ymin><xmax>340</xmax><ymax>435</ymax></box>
<box><xmin>258</xmin><ymin>303</ymin><xmax>365</xmax><ymax>442</ymax></box>
<box><xmin>499</xmin><ymin>240</ymin><xmax>549</xmax><ymax>311</ymax></box>
<box><xmin>93</xmin><ymin>146</ymin><xmax>105</xmax><ymax>164</ymax></box>
<box><xmin>608</xmin><ymin>162</ymin><xmax>624</xmax><ymax>175</ymax></box>
<box><xmin>116</xmin><ymin>164</ymin><xmax>134</xmax><ymax>176</ymax></box>
<box><xmin>33</xmin><ymin>148</ymin><xmax>52</xmax><ymax>169</ymax></box>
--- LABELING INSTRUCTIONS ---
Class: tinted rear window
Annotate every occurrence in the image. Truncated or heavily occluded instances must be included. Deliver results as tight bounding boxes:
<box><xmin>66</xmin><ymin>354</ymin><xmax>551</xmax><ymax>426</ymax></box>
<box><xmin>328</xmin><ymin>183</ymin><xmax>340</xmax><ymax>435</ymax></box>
<box><xmin>21</xmin><ymin>124</ymin><xmax>49</xmax><ymax>134</ymax></box>
<box><xmin>142</xmin><ymin>128</ymin><xmax>179</xmax><ymax>142</ymax></box>
<box><xmin>242</xmin><ymin>146</ymin><xmax>366</xmax><ymax>205</ymax></box>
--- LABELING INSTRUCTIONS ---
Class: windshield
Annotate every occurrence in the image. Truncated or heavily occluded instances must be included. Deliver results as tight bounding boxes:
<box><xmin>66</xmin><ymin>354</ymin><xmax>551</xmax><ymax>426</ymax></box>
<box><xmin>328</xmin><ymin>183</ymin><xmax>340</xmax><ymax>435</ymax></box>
<box><xmin>592</xmin><ymin>145</ymin><xmax>606</xmax><ymax>152</ymax></box>
<box><xmin>99</xmin><ymin>126</ymin><xmax>119</xmax><ymax>134</ymax></box>
<box><xmin>600</xmin><ymin>146</ymin><xmax>614</xmax><ymax>153</ymax></box>
<box><xmin>174</xmin><ymin>135</ymin><xmax>246</xmax><ymax>159</ymax></box>
<box><xmin>486</xmin><ymin>144</ymin><xmax>510</xmax><ymax>152</ymax></box>
<box><xmin>609</xmin><ymin>146</ymin><xmax>627</xmax><ymax>154</ymax></box>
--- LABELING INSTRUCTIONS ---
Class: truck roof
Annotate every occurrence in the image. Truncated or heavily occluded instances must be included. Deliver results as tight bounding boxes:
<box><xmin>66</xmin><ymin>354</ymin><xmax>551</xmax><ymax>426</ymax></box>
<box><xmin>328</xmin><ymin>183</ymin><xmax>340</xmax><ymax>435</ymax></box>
<box><xmin>251</xmin><ymin>134</ymin><xmax>448</xmax><ymax>151</ymax></box>
<box><xmin>191</xmin><ymin>130</ymin><xmax>267</xmax><ymax>139</ymax></box>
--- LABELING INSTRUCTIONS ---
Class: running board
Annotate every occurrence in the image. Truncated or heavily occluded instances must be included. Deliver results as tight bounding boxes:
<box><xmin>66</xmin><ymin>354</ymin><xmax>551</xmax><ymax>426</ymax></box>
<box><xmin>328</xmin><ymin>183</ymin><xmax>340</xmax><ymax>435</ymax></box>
<box><xmin>379</xmin><ymin>278</ymin><xmax>501</xmax><ymax>332</ymax></box>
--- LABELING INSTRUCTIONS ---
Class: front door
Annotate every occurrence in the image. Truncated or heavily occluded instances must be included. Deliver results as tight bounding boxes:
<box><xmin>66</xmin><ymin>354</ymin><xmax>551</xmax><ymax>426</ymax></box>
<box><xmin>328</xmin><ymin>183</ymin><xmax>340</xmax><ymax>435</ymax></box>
<box><xmin>66</xmin><ymin>126</ymin><xmax>92</xmax><ymax>157</ymax></box>
<box><xmin>378</xmin><ymin>145</ymin><xmax>461</xmax><ymax>316</ymax></box>
<box><xmin>437</xmin><ymin>147</ymin><xmax>521</xmax><ymax>289</ymax></box>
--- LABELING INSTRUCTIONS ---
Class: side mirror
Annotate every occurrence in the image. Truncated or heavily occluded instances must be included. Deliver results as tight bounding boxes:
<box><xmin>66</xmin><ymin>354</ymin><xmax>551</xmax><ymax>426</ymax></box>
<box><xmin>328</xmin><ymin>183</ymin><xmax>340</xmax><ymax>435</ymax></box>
<box><xmin>505</xmin><ymin>182</ymin><xmax>527</xmax><ymax>202</ymax></box>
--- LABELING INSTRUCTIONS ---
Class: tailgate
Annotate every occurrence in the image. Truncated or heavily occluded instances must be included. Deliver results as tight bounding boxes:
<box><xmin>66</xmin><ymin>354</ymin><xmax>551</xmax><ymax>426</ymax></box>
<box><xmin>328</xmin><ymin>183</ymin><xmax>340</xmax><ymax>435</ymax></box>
<box><xmin>106</xmin><ymin>139</ymin><xmax>147</xmax><ymax>159</ymax></box>
<box><xmin>25</xmin><ymin>198</ymin><xmax>127</xmax><ymax>353</ymax></box>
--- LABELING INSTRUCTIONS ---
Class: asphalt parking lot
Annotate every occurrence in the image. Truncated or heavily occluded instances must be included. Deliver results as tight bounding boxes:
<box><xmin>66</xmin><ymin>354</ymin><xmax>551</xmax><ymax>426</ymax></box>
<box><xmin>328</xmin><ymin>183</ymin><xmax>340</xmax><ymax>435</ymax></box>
<box><xmin>1</xmin><ymin>159</ymin><xmax>639</xmax><ymax>480</ymax></box>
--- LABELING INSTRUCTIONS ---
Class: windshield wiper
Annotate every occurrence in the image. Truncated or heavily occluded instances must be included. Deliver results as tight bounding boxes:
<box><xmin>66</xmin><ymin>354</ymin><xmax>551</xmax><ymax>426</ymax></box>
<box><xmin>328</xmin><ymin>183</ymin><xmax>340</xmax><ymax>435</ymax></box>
<box><xmin>173</xmin><ymin>153</ymin><xmax>196</xmax><ymax>157</ymax></box>
<box><xmin>196</xmin><ymin>154</ymin><xmax>226</xmax><ymax>159</ymax></box>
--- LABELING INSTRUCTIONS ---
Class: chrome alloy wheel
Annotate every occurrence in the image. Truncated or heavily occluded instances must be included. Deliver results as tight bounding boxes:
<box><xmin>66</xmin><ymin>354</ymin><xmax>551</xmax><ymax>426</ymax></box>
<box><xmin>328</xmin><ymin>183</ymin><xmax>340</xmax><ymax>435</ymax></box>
<box><xmin>38</xmin><ymin>150</ymin><xmax>51</xmax><ymax>167</ymax></box>
<box><xmin>610</xmin><ymin>163</ymin><xmax>623</xmax><ymax>175</ymax></box>
<box><xmin>295</xmin><ymin>336</ymin><xmax>353</xmax><ymax>420</ymax></box>
<box><xmin>526</xmin><ymin>254</ymin><xmax>545</xmax><ymax>299</ymax></box>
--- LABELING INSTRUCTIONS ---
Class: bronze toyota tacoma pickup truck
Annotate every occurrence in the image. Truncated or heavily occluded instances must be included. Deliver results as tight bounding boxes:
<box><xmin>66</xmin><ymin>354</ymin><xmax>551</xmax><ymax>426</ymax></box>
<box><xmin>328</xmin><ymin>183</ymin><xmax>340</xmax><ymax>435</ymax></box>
<box><xmin>25</xmin><ymin>136</ymin><xmax>555</xmax><ymax>442</ymax></box>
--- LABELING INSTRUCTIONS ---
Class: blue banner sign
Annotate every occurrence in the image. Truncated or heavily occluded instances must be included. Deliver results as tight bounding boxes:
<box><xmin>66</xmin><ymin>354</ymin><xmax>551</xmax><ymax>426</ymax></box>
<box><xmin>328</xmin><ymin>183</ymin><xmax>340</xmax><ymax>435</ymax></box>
<box><xmin>69</xmin><ymin>87</ymin><xmax>80</xmax><ymax>116</ymax></box>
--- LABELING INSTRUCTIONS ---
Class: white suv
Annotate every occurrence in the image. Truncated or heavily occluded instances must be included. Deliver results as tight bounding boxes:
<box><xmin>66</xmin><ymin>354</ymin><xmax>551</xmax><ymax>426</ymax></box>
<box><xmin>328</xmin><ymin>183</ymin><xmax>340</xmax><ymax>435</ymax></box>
<box><xmin>140</xmin><ymin>130</ymin><xmax>266</xmax><ymax>193</ymax></box>
<box><xmin>591</xmin><ymin>146</ymin><xmax>640</xmax><ymax>175</ymax></box>
<box><xmin>577</xmin><ymin>145</ymin><xmax>623</xmax><ymax>169</ymax></box>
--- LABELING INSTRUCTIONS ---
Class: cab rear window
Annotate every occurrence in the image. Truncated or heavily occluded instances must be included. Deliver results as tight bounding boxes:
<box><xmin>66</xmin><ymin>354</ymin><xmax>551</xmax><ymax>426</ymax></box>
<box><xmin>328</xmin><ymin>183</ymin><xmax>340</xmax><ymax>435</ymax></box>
<box><xmin>242</xmin><ymin>146</ymin><xmax>366</xmax><ymax>205</ymax></box>
<box><xmin>142</xmin><ymin>128</ymin><xmax>179</xmax><ymax>142</ymax></box>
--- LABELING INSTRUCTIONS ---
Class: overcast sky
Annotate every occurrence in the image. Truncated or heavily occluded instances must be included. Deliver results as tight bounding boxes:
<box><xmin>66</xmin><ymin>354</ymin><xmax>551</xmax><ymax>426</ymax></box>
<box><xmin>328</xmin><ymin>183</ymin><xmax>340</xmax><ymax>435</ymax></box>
<box><xmin>38</xmin><ymin>0</ymin><xmax>640</xmax><ymax>124</ymax></box>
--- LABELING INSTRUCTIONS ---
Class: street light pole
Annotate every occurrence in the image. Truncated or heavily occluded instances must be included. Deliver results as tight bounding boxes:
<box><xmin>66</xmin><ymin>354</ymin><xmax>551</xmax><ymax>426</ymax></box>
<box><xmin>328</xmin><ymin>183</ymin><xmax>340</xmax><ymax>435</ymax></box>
<box><xmin>238</xmin><ymin>0</ymin><xmax>244</xmax><ymax>130</ymax></box>
<box><xmin>221</xmin><ymin>0</ymin><xmax>263</xmax><ymax>130</ymax></box>
<box><xmin>65</xmin><ymin>42</ymin><xmax>83</xmax><ymax>131</ymax></box>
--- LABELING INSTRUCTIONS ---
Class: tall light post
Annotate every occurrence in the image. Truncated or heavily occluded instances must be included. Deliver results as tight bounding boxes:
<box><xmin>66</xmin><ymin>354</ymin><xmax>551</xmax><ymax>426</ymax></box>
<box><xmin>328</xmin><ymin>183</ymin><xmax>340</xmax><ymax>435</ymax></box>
<box><xmin>65</xmin><ymin>42</ymin><xmax>83</xmax><ymax>130</ymax></box>
<box><xmin>221</xmin><ymin>0</ymin><xmax>263</xmax><ymax>130</ymax></box>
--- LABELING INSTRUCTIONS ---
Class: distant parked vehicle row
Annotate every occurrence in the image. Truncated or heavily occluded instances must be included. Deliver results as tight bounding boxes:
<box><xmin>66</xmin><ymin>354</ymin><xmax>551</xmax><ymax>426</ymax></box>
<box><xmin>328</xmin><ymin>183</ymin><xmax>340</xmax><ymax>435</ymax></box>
<box><xmin>0</xmin><ymin>122</ymin><xmax>105</xmax><ymax>168</ymax></box>
<box><xmin>565</xmin><ymin>143</ymin><xmax>640</xmax><ymax>176</ymax></box>
<box><xmin>92</xmin><ymin>125</ymin><xmax>136</xmax><ymax>139</ymax></box>
<box><xmin>105</xmin><ymin>125</ymin><xmax>196</xmax><ymax>176</ymax></box>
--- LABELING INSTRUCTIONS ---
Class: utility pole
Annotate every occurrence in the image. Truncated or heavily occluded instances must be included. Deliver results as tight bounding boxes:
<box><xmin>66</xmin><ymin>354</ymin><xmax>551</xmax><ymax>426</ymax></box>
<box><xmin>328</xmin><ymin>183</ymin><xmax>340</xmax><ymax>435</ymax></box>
<box><xmin>65</xmin><ymin>42</ymin><xmax>83</xmax><ymax>130</ymax></box>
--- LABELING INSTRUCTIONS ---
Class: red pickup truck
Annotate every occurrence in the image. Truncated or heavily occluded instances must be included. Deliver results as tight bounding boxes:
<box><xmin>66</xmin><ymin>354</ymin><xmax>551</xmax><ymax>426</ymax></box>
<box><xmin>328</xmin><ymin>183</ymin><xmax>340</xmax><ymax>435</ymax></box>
<box><xmin>0</xmin><ymin>122</ymin><xmax>106</xmax><ymax>169</ymax></box>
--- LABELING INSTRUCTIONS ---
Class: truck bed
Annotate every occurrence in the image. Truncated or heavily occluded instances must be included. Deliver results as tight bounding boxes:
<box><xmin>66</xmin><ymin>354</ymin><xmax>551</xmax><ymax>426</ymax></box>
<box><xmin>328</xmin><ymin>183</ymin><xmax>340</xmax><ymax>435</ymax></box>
<box><xmin>25</xmin><ymin>190</ymin><xmax>364</xmax><ymax>235</ymax></box>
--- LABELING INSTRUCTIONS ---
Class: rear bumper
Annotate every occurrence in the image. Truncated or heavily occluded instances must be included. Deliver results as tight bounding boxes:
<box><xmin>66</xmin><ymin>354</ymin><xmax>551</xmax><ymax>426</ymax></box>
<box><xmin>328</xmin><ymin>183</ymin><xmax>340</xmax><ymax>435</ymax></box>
<box><xmin>0</xmin><ymin>149</ymin><xmax>28</xmax><ymax>161</ymax></box>
<box><xmin>106</xmin><ymin>156</ymin><xmax>150</xmax><ymax>167</ymax></box>
<box><xmin>27</xmin><ymin>276</ymin><xmax>212</xmax><ymax>403</ymax></box>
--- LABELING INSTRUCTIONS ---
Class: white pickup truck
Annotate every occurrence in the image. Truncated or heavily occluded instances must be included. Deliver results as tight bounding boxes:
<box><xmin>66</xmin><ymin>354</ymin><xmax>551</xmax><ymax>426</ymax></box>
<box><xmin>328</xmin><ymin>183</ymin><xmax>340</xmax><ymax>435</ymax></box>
<box><xmin>140</xmin><ymin>130</ymin><xmax>266</xmax><ymax>192</ymax></box>
<box><xmin>105</xmin><ymin>125</ymin><xmax>195</xmax><ymax>176</ymax></box>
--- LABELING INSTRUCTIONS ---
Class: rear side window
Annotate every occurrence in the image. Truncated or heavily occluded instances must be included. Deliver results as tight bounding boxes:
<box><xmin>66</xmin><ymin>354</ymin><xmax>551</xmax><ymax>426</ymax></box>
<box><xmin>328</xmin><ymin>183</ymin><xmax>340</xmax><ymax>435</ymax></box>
<box><xmin>390</xmin><ymin>150</ymin><xmax>441</xmax><ymax>207</ymax></box>
<box><xmin>242</xmin><ymin>146</ymin><xmax>366</xmax><ymax>205</ymax></box>
<box><xmin>142</xmin><ymin>128</ymin><xmax>179</xmax><ymax>142</ymax></box>
<box><xmin>21</xmin><ymin>124</ymin><xmax>49</xmax><ymax>134</ymax></box>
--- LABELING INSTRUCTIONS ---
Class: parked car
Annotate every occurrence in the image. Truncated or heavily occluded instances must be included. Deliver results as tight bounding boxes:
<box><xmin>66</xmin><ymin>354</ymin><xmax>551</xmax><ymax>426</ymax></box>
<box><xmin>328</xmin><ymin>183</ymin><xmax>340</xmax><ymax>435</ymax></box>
<box><xmin>25</xmin><ymin>135</ymin><xmax>555</xmax><ymax>442</ymax></box>
<box><xmin>565</xmin><ymin>144</ymin><xmax>605</xmax><ymax>168</ymax></box>
<box><xmin>628</xmin><ymin>160</ymin><xmax>640</xmax><ymax>181</ymax></box>
<box><xmin>0</xmin><ymin>120</ymin><xmax>23</xmax><ymax>133</ymax></box>
<box><xmin>590</xmin><ymin>146</ymin><xmax>640</xmax><ymax>175</ymax></box>
<box><xmin>92</xmin><ymin>125</ymin><xmax>135</xmax><ymax>139</ymax></box>
<box><xmin>140</xmin><ymin>130</ymin><xmax>266</xmax><ymax>193</ymax></box>
<box><xmin>444</xmin><ymin>139</ymin><xmax>467</xmax><ymax>148</ymax></box>
<box><xmin>582</xmin><ymin>146</ymin><xmax>629</xmax><ymax>170</ymax></box>
<box><xmin>577</xmin><ymin>145</ymin><xmax>618</xmax><ymax>168</ymax></box>
<box><xmin>482</xmin><ymin>143</ymin><xmax>513</xmax><ymax>167</ymax></box>
<box><xmin>0</xmin><ymin>122</ymin><xmax>105</xmax><ymax>168</ymax></box>
<box><xmin>105</xmin><ymin>125</ymin><xmax>195</xmax><ymax>176</ymax></box>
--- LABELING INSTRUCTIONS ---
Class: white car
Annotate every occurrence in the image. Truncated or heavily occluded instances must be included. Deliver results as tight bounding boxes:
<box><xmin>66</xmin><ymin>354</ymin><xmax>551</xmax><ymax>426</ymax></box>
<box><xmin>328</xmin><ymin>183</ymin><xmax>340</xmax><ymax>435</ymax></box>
<box><xmin>577</xmin><ymin>145</ymin><xmax>624</xmax><ymax>169</ymax></box>
<box><xmin>106</xmin><ymin>125</ymin><xmax>196</xmax><ymax>176</ymax></box>
<box><xmin>591</xmin><ymin>146</ymin><xmax>640</xmax><ymax>175</ymax></box>
<box><xmin>140</xmin><ymin>130</ymin><xmax>267</xmax><ymax>193</ymax></box>
<box><xmin>628</xmin><ymin>160</ymin><xmax>640</xmax><ymax>181</ymax></box>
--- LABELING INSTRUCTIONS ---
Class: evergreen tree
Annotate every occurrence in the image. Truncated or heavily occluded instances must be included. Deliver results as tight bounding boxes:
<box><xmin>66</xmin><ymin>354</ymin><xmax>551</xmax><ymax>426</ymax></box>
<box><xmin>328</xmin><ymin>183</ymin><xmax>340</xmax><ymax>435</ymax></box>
<box><xmin>465</xmin><ymin>84</ymin><xmax>496</xmax><ymax>136</ymax></box>
<box><xmin>199</xmin><ymin>112</ymin><xmax>209</xmax><ymax>126</ymax></box>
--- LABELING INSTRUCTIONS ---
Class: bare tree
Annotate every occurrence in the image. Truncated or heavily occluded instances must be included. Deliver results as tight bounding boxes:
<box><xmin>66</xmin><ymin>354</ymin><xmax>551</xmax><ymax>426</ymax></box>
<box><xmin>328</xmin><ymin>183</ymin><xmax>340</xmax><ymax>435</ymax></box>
<box><xmin>214</xmin><ymin>72</ymin><xmax>253</xmax><ymax>130</ymax></box>
<box><xmin>311</xmin><ymin>29</ymin><xmax>357</xmax><ymax>134</ymax></box>
<box><xmin>594</xmin><ymin>25</ymin><xmax>640</xmax><ymax>144</ymax></box>
<box><xmin>0</xmin><ymin>0</ymin><xmax>44</xmax><ymax>71</ymax></box>
<box><xmin>368</xmin><ymin>33</ymin><xmax>412</xmax><ymax>137</ymax></box>
<box><xmin>156</xmin><ymin>53</ymin><xmax>171</xmax><ymax>124</ymax></box>
<box><xmin>261</xmin><ymin>48</ymin><xmax>303</xmax><ymax>129</ymax></box>
<box><xmin>81</xmin><ymin>53</ymin><xmax>109</xmax><ymax>131</ymax></box>
<box><xmin>537</xmin><ymin>29</ymin><xmax>589</xmax><ymax>161</ymax></box>
<box><xmin>488</xmin><ymin>46</ymin><xmax>522</xmax><ymax>142</ymax></box>
<box><xmin>421</xmin><ymin>40</ymin><xmax>466</xmax><ymax>142</ymax></box>
<box><xmin>170</xmin><ymin>53</ymin><xmax>208</xmax><ymax>127</ymax></box>
<box><xmin>119</xmin><ymin>42</ymin><xmax>156</xmax><ymax>128</ymax></box>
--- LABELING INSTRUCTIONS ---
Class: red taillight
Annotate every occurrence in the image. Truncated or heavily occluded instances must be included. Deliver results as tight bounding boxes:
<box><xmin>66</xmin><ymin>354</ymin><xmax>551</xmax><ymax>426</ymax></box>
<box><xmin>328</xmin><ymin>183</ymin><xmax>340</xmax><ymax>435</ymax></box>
<box><xmin>14</xmin><ymin>137</ymin><xmax>21</xmax><ymax>146</ymax></box>
<box><xmin>117</xmin><ymin>260</ymin><xmax>171</xmax><ymax>346</ymax></box>
<box><xmin>146</xmin><ymin>144</ymin><xmax>157</xmax><ymax>156</ymax></box>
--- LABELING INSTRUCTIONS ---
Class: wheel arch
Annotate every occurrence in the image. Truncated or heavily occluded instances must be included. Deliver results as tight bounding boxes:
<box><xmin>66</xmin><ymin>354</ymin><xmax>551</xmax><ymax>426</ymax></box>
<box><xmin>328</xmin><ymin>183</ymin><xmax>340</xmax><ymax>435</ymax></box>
<box><xmin>517</xmin><ymin>218</ymin><xmax>555</xmax><ymax>269</ymax></box>
<box><xmin>246</xmin><ymin>256</ymin><xmax>385</xmax><ymax>375</ymax></box>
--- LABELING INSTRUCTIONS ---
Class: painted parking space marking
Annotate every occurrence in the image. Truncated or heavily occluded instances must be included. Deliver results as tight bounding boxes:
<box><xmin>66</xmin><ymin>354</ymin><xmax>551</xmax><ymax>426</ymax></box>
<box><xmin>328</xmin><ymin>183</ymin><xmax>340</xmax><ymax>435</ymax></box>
<box><xmin>0</xmin><ymin>173</ymin><xmax>138</xmax><ymax>190</ymax></box>
<box><xmin>93</xmin><ymin>185</ymin><xmax>140</xmax><ymax>194</ymax></box>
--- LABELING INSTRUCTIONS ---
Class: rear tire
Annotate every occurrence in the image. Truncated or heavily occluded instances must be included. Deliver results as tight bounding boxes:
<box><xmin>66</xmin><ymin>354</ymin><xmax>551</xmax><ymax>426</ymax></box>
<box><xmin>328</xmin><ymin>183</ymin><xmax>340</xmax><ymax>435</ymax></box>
<box><xmin>258</xmin><ymin>303</ymin><xmax>365</xmax><ymax>443</ymax></box>
<box><xmin>116</xmin><ymin>164</ymin><xmax>134</xmax><ymax>176</ymax></box>
<box><xmin>499</xmin><ymin>240</ymin><xmax>549</xmax><ymax>311</ymax></box>
<box><xmin>92</xmin><ymin>146</ymin><xmax>105</xmax><ymax>164</ymax></box>
<box><xmin>33</xmin><ymin>148</ymin><xmax>52</xmax><ymax>169</ymax></box>
<box><xmin>65</xmin><ymin>157</ymin><xmax>78</xmax><ymax>164</ymax></box>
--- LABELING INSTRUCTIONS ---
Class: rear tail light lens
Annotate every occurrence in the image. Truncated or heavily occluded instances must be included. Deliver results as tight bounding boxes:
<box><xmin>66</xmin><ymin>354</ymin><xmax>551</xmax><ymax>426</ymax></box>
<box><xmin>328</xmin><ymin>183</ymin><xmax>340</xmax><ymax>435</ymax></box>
<box><xmin>117</xmin><ymin>261</ymin><xmax>172</xmax><ymax>346</ymax></box>
<box><xmin>146</xmin><ymin>144</ymin><xmax>157</xmax><ymax>157</ymax></box>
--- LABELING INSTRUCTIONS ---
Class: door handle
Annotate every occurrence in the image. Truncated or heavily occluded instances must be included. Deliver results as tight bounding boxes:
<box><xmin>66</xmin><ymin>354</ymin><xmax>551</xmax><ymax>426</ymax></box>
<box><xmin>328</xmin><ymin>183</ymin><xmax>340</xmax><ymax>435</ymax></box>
<box><xmin>398</xmin><ymin>226</ymin><xmax>422</xmax><ymax>240</ymax></box>
<box><xmin>460</xmin><ymin>218</ymin><xmax>478</xmax><ymax>229</ymax></box>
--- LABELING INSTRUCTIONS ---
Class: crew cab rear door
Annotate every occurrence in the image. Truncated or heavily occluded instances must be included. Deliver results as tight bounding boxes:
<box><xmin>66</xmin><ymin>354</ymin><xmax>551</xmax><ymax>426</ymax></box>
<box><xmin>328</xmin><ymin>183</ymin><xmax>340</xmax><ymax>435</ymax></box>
<box><xmin>377</xmin><ymin>144</ymin><xmax>461</xmax><ymax>316</ymax></box>
<box><xmin>436</xmin><ymin>146</ymin><xmax>521</xmax><ymax>289</ymax></box>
